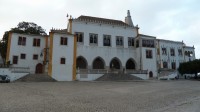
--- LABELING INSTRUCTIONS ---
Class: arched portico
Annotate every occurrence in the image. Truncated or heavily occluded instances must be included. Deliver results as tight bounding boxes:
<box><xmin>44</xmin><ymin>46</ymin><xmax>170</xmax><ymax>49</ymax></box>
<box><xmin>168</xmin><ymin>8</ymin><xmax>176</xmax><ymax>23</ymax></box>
<box><xmin>76</xmin><ymin>56</ymin><xmax>88</xmax><ymax>69</ymax></box>
<box><xmin>92</xmin><ymin>57</ymin><xmax>105</xmax><ymax>69</ymax></box>
<box><xmin>109</xmin><ymin>57</ymin><xmax>122</xmax><ymax>69</ymax></box>
<box><xmin>126</xmin><ymin>58</ymin><xmax>136</xmax><ymax>69</ymax></box>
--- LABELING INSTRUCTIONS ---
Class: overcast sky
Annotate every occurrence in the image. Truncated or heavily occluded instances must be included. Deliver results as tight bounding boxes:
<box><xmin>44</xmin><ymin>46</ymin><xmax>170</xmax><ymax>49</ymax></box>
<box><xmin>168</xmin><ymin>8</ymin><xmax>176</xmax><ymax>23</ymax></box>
<box><xmin>0</xmin><ymin>0</ymin><xmax>199</xmax><ymax>58</ymax></box>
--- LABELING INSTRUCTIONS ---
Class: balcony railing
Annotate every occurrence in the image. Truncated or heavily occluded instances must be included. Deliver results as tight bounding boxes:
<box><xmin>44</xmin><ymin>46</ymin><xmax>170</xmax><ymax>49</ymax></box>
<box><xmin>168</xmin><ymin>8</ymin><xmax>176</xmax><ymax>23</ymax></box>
<box><xmin>77</xmin><ymin>69</ymin><xmax>148</xmax><ymax>74</ymax></box>
<box><xmin>9</xmin><ymin>67</ymin><xmax>30</xmax><ymax>73</ymax></box>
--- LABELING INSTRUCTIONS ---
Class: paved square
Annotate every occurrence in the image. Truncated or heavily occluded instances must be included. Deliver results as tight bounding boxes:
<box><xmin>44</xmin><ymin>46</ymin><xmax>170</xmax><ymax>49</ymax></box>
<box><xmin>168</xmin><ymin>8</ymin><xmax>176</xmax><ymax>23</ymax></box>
<box><xmin>0</xmin><ymin>80</ymin><xmax>200</xmax><ymax>112</ymax></box>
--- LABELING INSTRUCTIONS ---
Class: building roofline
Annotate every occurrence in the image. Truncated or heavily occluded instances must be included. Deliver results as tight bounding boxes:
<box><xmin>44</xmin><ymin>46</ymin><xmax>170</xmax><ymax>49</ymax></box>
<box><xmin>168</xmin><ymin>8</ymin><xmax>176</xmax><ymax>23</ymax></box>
<box><xmin>139</xmin><ymin>34</ymin><xmax>156</xmax><ymax>38</ymax></box>
<box><xmin>183</xmin><ymin>46</ymin><xmax>195</xmax><ymax>49</ymax></box>
<box><xmin>72</xmin><ymin>15</ymin><xmax>137</xmax><ymax>28</ymax></box>
<box><xmin>156</xmin><ymin>39</ymin><xmax>183</xmax><ymax>44</ymax></box>
<box><xmin>10</xmin><ymin>32</ymin><xmax>48</xmax><ymax>37</ymax></box>
<box><xmin>50</xmin><ymin>29</ymin><xmax>73</xmax><ymax>35</ymax></box>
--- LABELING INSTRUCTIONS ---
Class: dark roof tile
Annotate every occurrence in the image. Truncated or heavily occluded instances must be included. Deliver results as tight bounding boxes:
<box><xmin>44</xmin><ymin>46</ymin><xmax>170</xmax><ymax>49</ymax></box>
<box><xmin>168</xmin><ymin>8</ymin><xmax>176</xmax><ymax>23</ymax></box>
<box><xmin>76</xmin><ymin>15</ymin><xmax>131</xmax><ymax>27</ymax></box>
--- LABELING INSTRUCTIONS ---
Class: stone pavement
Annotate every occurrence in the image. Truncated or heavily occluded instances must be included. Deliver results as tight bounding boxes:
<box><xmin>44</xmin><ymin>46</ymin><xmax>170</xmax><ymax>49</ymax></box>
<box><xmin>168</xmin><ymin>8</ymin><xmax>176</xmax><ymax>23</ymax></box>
<box><xmin>0</xmin><ymin>80</ymin><xmax>200</xmax><ymax>112</ymax></box>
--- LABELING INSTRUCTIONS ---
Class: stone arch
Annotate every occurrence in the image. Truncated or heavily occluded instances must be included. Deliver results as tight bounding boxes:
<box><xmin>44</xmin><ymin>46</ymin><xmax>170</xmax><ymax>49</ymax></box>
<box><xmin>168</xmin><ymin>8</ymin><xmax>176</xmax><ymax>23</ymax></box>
<box><xmin>110</xmin><ymin>57</ymin><xmax>122</xmax><ymax>69</ymax></box>
<box><xmin>92</xmin><ymin>57</ymin><xmax>105</xmax><ymax>69</ymax></box>
<box><xmin>126</xmin><ymin>58</ymin><xmax>136</xmax><ymax>69</ymax></box>
<box><xmin>35</xmin><ymin>63</ymin><xmax>43</xmax><ymax>74</ymax></box>
<box><xmin>76</xmin><ymin>56</ymin><xmax>88</xmax><ymax>69</ymax></box>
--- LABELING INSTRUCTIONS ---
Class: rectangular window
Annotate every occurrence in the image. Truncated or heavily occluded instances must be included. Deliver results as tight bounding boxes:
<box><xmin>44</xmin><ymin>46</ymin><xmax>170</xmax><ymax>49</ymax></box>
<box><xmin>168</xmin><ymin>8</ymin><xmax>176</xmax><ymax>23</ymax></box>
<box><xmin>116</xmin><ymin>36</ymin><xmax>123</xmax><ymax>46</ymax></box>
<box><xmin>136</xmin><ymin>40</ymin><xmax>139</xmax><ymax>48</ymax></box>
<box><xmin>60</xmin><ymin>37</ymin><xmax>68</xmax><ymax>45</ymax></box>
<box><xmin>60</xmin><ymin>58</ymin><xmax>66</xmax><ymax>64</ymax></box>
<box><xmin>18</xmin><ymin>36</ymin><xmax>26</xmax><ymax>46</ymax></box>
<box><xmin>146</xmin><ymin>50</ymin><xmax>153</xmax><ymax>59</ymax></box>
<box><xmin>13</xmin><ymin>56</ymin><xmax>18</xmax><ymax>64</ymax></box>
<box><xmin>170</xmin><ymin>48</ymin><xmax>175</xmax><ymax>56</ymax></box>
<box><xmin>128</xmin><ymin>37</ymin><xmax>134</xmax><ymax>47</ymax></box>
<box><xmin>103</xmin><ymin>35</ymin><xmax>111</xmax><ymax>46</ymax></box>
<box><xmin>162</xmin><ymin>48</ymin><xmax>167</xmax><ymax>55</ymax></box>
<box><xmin>89</xmin><ymin>33</ymin><xmax>98</xmax><ymax>44</ymax></box>
<box><xmin>33</xmin><ymin>54</ymin><xmax>38</xmax><ymax>60</ymax></box>
<box><xmin>142</xmin><ymin>40</ymin><xmax>154</xmax><ymax>48</ymax></box>
<box><xmin>163</xmin><ymin>62</ymin><xmax>168</xmax><ymax>68</ymax></box>
<box><xmin>20</xmin><ymin>53</ymin><xmax>26</xmax><ymax>59</ymax></box>
<box><xmin>178</xmin><ymin>49</ymin><xmax>182</xmax><ymax>56</ymax></box>
<box><xmin>75</xmin><ymin>32</ymin><xmax>84</xmax><ymax>43</ymax></box>
<box><xmin>171</xmin><ymin>62</ymin><xmax>176</xmax><ymax>69</ymax></box>
<box><xmin>33</xmin><ymin>38</ymin><xmax>40</xmax><ymax>47</ymax></box>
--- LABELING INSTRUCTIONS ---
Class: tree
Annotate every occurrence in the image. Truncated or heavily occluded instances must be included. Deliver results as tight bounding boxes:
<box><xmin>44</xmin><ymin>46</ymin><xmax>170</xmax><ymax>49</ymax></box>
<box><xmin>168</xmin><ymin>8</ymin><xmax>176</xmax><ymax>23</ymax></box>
<box><xmin>0</xmin><ymin>22</ymin><xmax>47</xmax><ymax>63</ymax></box>
<box><xmin>178</xmin><ymin>59</ymin><xmax>200</xmax><ymax>79</ymax></box>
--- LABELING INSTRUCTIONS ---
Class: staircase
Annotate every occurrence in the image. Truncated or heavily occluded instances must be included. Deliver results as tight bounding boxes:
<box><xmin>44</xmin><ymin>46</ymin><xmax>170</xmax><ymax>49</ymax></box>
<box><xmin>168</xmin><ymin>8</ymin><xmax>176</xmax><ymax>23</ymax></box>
<box><xmin>15</xmin><ymin>73</ymin><xmax>56</xmax><ymax>82</ymax></box>
<box><xmin>96</xmin><ymin>73</ymin><xmax>143</xmax><ymax>81</ymax></box>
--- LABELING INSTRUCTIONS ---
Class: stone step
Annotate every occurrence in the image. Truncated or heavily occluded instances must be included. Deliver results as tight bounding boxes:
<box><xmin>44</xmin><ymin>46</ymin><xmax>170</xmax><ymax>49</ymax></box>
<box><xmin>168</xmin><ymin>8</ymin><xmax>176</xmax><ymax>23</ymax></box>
<box><xmin>15</xmin><ymin>74</ymin><xmax>56</xmax><ymax>82</ymax></box>
<box><xmin>96</xmin><ymin>73</ymin><xmax>143</xmax><ymax>81</ymax></box>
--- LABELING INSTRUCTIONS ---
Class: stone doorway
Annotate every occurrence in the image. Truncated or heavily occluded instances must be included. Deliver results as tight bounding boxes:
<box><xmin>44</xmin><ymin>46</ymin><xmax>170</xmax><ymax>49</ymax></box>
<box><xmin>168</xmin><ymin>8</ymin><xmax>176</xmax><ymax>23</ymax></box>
<box><xmin>35</xmin><ymin>63</ymin><xmax>43</xmax><ymax>74</ymax></box>
<box><xmin>149</xmin><ymin>71</ymin><xmax>153</xmax><ymax>78</ymax></box>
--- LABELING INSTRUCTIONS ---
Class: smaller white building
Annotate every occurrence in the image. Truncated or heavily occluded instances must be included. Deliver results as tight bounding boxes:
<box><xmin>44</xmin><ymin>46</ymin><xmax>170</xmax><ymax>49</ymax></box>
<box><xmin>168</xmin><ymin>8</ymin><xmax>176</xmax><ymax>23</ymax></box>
<box><xmin>48</xmin><ymin>30</ymin><xmax>76</xmax><ymax>81</ymax></box>
<box><xmin>6</xmin><ymin>32</ymin><xmax>48</xmax><ymax>74</ymax></box>
<box><xmin>156</xmin><ymin>39</ymin><xmax>195</xmax><ymax>70</ymax></box>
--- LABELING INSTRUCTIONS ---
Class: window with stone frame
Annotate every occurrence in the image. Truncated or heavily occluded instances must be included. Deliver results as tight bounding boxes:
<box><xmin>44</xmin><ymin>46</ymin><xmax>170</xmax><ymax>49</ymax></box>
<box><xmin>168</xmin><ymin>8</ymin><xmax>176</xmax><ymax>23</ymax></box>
<box><xmin>33</xmin><ymin>54</ymin><xmax>38</xmax><ymax>60</ymax></box>
<box><xmin>60</xmin><ymin>37</ymin><xmax>68</xmax><ymax>45</ymax></box>
<box><xmin>116</xmin><ymin>36</ymin><xmax>123</xmax><ymax>46</ymax></box>
<box><xmin>163</xmin><ymin>62</ymin><xmax>168</xmax><ymax>68</ymax></box>
<box><xmin>89</xmin><ymin>33</ymin><xmax>98</xmax><ymax>44</ymax></box>
<box><xmin>18</xmin><ymin>36</ymin><xmax>26</xmax><ymax>46</ymax></box>
<box><xmin>103</xmin><ymin>35</ymin><xmax>111</xmax><ymax>46</ymax></box>
<box><xmin>128</xmin><ymin>37</ymin><xmax>134</xmax><ymax>47</ymax></box>
<box><xmin>146</xmin><ymin>50</ymin><xmax>153</xmax><ymax>59</ymax></box>
<box><xmin>162</xmin><ymin>48</ymin><xmax>167</xmax><ymax>55</ymax></box>
<box><xmin>33</xmin><ymin>38</ymin><xmax>40</xmax><ymax>47</ymax></box>
<box><xmin>170</xmin><ymin>48</ymin><xmax>175</xmax><ymax>56</ymax></box>
<box><xmin>178</xmin><ymin>49</ymin><xmax>182</xmax><ymax>56</ymax></box>
<box><xmin>60</xmin><ymin>58</ymin><xmax>66</xmax><ymax>64</ymax></box>
<box><xmin>142</xmin><ymin>40</ymin><xmax>154</xmax><ymax>48</ymax></box>
<box><xmin>136</xmin><ymin>40</ymin><xmax>139</xmax><ymax>48</ymax></box>
<box><xmin>13</xmin><ymin>56</ymin><xmax>18</xmax><ymax>64</ymax></box>
<box><xmin>75</xmin><ymin>32</ymin><xmax>84</xmax><ymax>43</ymax></box>
<box><xmin>171</xmin><ymin>62</ymin><xmax>176</xmax><ymax>69</ymax></box>
<box><xmin>190</xmin><ymin>51</ymin><xmax>193</xmax><ymax>56</ymax></box>
<box><xmin>20</xmin><ymin>53</ymin><xmax>26</xmax><ymax>59</ymax></box>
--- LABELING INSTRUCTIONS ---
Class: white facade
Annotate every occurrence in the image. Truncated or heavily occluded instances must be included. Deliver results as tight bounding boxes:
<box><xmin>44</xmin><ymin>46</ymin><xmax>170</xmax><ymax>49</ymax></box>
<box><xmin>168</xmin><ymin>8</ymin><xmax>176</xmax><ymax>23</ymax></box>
<box><xmin>5</xmin><ymin>10</ymin><xmax>196</xmax><ymax>81</ymax></box>
<box><xmin>7</xmin><ymin>33</ymin><xmax>47</xmax><ymax>74</ymax></box>
<box><xmin>139</xmin><ymin>35</ymin><xmax>157</xmax><ymax>78</ymax></box>
<box><xmin>156</xmin><ymin>39</ymin><xmax>195</xmax><ymax>70</ymax></box>
<box><xmin>49</xmin><ymin>32</ymin><xmax>75</xmax><ymax>81</ymax></box>
<box><xmin>183</xmin><ymin>46</ymin><xmax>195</xmax><ymax>62</ymax></box>
<box><xmin>70</xmin><ymin>16</ymin><xmax>139</xmax><ymax>71</ymax></box>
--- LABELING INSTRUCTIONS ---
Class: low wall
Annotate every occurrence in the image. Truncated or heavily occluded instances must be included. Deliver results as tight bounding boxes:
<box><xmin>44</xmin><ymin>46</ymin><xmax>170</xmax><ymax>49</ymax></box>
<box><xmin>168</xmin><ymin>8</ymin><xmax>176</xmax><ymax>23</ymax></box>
<box><xmin>130</xmin><ymin>74</ymin><xmax>148</xmax><ymax>80</ymax></box>
<box><xmin>76</xmin><ymin>74</ymin><xmax>104</xmax><ymax>81</ymax></box>
<box><xmin>0</xmin><ymin>68</ymin><xmax>29</xmax><ymax>81</ymax></box>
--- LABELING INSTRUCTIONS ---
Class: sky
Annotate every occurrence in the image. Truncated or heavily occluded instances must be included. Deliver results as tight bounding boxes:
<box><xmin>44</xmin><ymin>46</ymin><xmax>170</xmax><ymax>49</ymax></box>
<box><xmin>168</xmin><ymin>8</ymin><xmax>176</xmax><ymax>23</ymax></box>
<box><xmin>0</xmin><ymin>0</ymin><xmax>199</xmax><ymax>58</ymax></box>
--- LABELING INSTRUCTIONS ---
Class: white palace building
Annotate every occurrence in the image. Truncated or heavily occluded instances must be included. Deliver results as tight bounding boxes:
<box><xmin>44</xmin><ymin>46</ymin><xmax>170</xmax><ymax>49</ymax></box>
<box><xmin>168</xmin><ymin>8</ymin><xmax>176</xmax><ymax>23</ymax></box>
<box><xmin>5</xmin><ymin>10</ymin><xmax>195</xmax><ymax>81</ymax></box>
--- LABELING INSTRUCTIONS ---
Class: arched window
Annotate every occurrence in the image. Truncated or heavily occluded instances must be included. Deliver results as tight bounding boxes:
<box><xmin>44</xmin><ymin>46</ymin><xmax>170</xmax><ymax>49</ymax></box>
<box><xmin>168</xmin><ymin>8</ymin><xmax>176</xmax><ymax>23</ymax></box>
<box><xmin>92</xmin><ymin>57</ymin><xmax>105</xmax><ymax>69</ymax></box>
<box><xmin>76</xmin><ymin>56</ymin><xmax>87</xmax><ymax>69</ymax></box>
<box><xmin>126</xmin><ymin>59</ymin><xmax>136</xmax><ymax>69</ymax></box>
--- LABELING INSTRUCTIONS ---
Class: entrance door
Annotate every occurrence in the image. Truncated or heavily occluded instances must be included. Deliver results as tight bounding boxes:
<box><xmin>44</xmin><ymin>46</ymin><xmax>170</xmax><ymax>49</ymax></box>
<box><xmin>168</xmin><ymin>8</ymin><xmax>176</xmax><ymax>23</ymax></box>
<box><xmin>35</xmin><ymin>63</ymin><xmax>43</xmax><ymax>74</ymax></box>
<box><xmin>149</xmin><ymin>71</ymin><xmax>153</xmax><ymax>78</ymax></box>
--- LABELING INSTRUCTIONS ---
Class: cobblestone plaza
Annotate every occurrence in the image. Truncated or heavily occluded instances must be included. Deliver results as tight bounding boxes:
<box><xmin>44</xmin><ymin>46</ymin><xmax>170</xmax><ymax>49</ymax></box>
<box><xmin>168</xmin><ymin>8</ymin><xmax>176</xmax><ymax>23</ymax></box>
<box><xmin>0</xmin><ymin>80</ymin><xmax>200</xmax><ymax>112</ymax></box>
